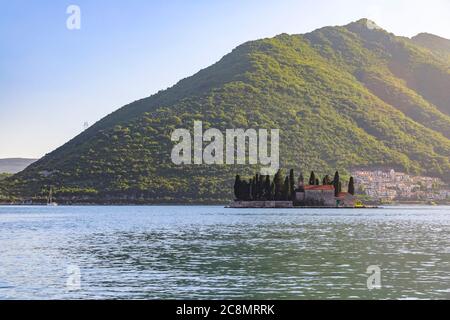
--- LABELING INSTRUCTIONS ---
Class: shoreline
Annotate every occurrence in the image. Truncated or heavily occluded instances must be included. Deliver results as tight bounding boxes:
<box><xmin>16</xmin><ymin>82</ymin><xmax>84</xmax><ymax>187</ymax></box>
<box><xmin>1</xmin><ymin>202</ymin><xmax>448</xmax><ymax>207</ymax></box>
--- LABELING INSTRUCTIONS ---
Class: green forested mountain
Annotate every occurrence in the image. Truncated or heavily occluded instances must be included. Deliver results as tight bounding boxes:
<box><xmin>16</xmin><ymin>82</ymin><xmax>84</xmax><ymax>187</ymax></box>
<box><xmin>4</xmin><ymin>19</ymin><xmax>450</xmax><ymax>203</ymax></box>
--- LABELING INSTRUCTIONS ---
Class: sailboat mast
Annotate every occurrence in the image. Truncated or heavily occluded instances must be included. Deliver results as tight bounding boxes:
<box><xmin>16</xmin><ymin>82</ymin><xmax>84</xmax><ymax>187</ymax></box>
<box><xmin>49</xmin><ymin>187</ymin><xmax>52</xmax><ymax>204</ymax></box>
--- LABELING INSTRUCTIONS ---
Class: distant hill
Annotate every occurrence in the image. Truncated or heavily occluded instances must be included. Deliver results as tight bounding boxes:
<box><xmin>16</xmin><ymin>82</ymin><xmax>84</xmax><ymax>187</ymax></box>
<box><xmin>411</xmin><ymin>33</ymin><xmax>450</xmax><ymax>56</ymax></box>
<box><xmin>0</xmin><ymin>158</ymin><xmax>37</xmax><ymax>174</ymax></box>
<box><xmin>4</xmin><ymin>18</ymin><xmax>450</xmax><ymax>202</ymax></box>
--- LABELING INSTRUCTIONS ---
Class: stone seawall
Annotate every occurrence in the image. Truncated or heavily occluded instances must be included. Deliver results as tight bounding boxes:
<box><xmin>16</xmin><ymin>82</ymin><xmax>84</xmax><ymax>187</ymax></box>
<box><xmin>229</xmin><ymin>201</ymin><xmax>293</xmax><ymax>208</ymax></box>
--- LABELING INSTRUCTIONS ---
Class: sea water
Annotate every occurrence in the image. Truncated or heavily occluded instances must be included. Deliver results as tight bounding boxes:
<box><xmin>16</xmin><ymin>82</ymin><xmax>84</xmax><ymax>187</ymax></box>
<box><xmin>0</xmin><ymin>205</ymin><xmax>449</xmax><ymax>299</ymax></box>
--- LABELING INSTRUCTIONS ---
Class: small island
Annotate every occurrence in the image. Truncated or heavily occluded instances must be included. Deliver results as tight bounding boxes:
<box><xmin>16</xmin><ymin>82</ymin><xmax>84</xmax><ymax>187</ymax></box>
<box><xmin>230</xmin><ymin>169</ymin><xmax>365</xmax><ymax>208</ymax></box>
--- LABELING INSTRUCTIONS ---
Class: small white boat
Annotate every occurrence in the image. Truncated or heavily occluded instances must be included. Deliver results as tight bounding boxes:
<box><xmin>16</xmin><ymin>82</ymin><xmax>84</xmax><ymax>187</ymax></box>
<box><xmin>47</xmin><ymin>187</ymin><xmax>58</xmax><ymax>206</ymax></box>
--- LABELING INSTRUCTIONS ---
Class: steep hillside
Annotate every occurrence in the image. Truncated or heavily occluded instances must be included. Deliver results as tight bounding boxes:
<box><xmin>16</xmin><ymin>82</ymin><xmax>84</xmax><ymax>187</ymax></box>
<box><xmin>5</xmin><ymin>19</ymin><xmax>450</xmax><ymax>203</ymax></box>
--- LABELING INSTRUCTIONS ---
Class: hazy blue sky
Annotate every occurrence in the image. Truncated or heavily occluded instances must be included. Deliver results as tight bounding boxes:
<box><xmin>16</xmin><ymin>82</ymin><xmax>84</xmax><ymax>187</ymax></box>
<box><xmin>1</xmin><ymin>0</ymin><xmax>450</xmax><ymax>158</ymax></box>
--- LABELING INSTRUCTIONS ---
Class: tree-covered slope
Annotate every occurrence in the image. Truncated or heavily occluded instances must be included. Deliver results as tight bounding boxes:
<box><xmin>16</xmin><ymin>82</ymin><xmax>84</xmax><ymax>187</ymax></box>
<box><xmin>5</xmin><ymin>19</ymin><xmax>450</xmax><ymax>202</ymax></box>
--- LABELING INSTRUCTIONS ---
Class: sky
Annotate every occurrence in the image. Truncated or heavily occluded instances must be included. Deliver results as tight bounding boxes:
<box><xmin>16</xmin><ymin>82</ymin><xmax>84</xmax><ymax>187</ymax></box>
<box><xmin>1</xmin><ymin>0</ymin><xmax>450</xmax><ymax>159</ymax></box>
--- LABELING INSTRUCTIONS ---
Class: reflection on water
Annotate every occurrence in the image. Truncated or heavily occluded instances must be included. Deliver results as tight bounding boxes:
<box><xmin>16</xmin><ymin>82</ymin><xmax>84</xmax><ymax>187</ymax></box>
<box><xmin>0</xmin><ymin>205</ymin><xmax>450</xmax><ymax>299</ymax></box>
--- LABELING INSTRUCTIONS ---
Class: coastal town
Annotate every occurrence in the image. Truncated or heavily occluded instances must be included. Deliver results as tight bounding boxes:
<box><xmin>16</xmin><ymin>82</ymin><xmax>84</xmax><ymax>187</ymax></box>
<box><xmin>351</xmin><ymin>169</ymin><xmax>450</xmax><ymax>203</ymax></box>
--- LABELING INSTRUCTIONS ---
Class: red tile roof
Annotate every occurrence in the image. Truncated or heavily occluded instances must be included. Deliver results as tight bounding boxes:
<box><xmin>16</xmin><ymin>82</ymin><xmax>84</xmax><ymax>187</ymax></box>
<box><xmin>304</xmin><ymin>185</ymin><xmax>335</xmax><ymax>191</ymax></box>
<box><xmin>336</xmin><ymin>192</ymin><xmax>353</xmax><ymax>198</ymax></box>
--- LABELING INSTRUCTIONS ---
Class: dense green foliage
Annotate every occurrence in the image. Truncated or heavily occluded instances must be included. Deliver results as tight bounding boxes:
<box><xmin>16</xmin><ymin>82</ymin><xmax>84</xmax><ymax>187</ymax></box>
<box><xmin>4</xmin><ymin>19</ymin><xmax>450</xmax><ymax>203</ymax></box>
<box><xmin>234</xmin><ymin>169</ymin><xmax>354</xmax><ymax>203</ymax></box>
<box><xmin>0</xmin><ymin>173</ymin><xmax>12</xmax><ymax>200</ymax></box>
<box><xmin>0</xmin><ymin>173</ymin><xmax>12</xmax><ymax>181</ymax></box>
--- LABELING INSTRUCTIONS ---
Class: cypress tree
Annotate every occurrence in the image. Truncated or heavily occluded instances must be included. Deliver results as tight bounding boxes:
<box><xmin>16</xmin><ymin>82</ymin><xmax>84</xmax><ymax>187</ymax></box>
<box><xmin>283</xmin><ymin>176</ymin><xmax>290</xmax><ymax>200</ymax></box>
<box><xmin>333</xmin><ymin>171</ymin><xmax>340</xmax><ymax>196</ymax></box>
<box><xmin>322</xmin><ymin>175</ymin><xmax>331</xmax><ymax>185</ymax></box>
<box><xmin>264</xmin><ymin>175</ymin><xmax>271</xmax><ymax>200</ymax></box>
<box><xmin>254</xmin><ymin>174</ymin><xmax>258</xmax><ymax>200</ymax></box>
<box><xmin>333</xmin><ymin>171</ymin><xmax>340</xmax><ymax>184</ymax></box>
<box><xmin>255</xmin><ymin>174</ymin><xmax>260</xmax><ymax>200</ymax></box>
<box><xmin>245</xmin><ymin>180</ymin><xmax>252</xmax><ymax>201</ymax></box>
<box><xmin>289</xmin><ymin>169</ymin><xmax>295</xmax><ymax>201</ymax></box>
<box><xmin>238</xmin><ymin>180</ymin><xmax>244</xmax><ymax>201</ymax></box>
<box><xmin>309</xmin><ymin>171</ymin><xmax>316</xmax><ymax>185</ymax></box>
<box><xmin>273</xmin><ymin>171</ymin><xmax>278</xmax><ymax>200</ymax></box>
<box><xmin>251</xmin><ymin>178</ymin><xmax>257</xmax><ymax>200</ymax></box>
<box><xmin>234</xmin><ymin>175</ymin><xmax>241</xmax><ymax>200</ymax></box>
<box><xmin>348</xmin><ymin>177</ymin><xmax>355</xmax><ymax>195</ymax></box>
<box><xmin>315</xmin><ymin>178</ymin><xmax>320</xmax><ymax>185</ymax></box>
<box><xmin>259</xmin><ymin>176</ymin><xmax>265</xmax><ymax>200</ymax></box>
<box><xmin>274</xmin><ymin>169</ymin><xmax>284</xmax><ymax>200</ymax></box>
<box><xmin>270</xmin><ymin>182</ymin><xmax>275</xmax><ymax>201</ymax></box>
<box><xmin>239</xmin><ymin>179</ymin><xmax>250</xmax><ymax>201</ymax></box>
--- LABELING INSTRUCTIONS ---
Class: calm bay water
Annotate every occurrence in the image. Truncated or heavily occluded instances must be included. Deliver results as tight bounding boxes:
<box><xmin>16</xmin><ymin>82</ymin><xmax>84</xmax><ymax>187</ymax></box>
<box><xmin>0</xmin><ymin>205</ymin><xmax>450</xmax><ymax>299</ymax></box>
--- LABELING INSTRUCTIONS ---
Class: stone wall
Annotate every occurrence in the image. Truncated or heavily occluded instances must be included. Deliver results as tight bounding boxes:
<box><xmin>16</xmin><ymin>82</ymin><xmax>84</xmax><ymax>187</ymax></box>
<box><xmin>295</xmin><ymin>192</ymin><xmax>305</xmax><ymax>202</ymax></box>
<box><xmin>307</xmin><ymin>190</ymin><xmax>335</xmax><ymax>206</ymax></box>
<box><xmin>230</xmin><ymin>201</ymin><xmax>293</xmax><ymax>208</ymax></box>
